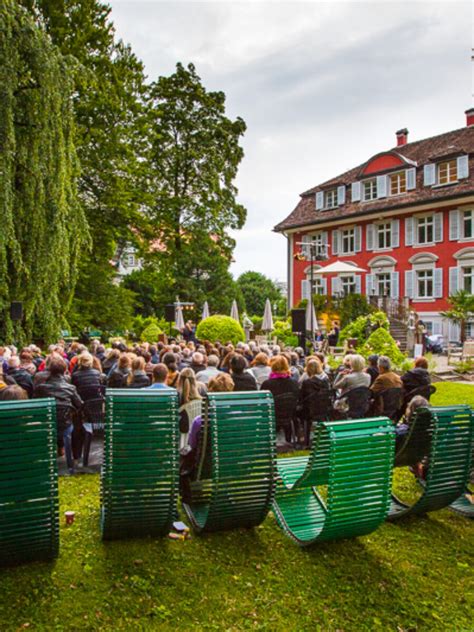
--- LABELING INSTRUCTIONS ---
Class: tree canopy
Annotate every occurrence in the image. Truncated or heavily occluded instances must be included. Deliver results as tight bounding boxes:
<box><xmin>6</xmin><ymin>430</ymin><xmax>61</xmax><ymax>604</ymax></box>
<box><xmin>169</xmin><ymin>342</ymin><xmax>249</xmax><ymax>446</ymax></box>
<box><xmin>237</xmin><ymin>271</ymin><xmax>282</xmax><ymax>316</ymax></box>
<box><xmin>0</xmin><ymin>1</ymin><xmax>89</xmax><ymax>343</ymax></box>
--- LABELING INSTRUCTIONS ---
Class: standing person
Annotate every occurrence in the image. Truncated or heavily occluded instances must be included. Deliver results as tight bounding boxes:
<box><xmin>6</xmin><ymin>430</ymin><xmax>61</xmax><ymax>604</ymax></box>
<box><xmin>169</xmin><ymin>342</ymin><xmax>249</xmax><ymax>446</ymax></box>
<box><xmin>327</xmin><ymin>321</ymin><xmax>340</xmax><ymax>348</ymax></box>
<box><xmin>33</xmin><ymin>356</ymin><xmax>83</xmax><ymax>474</ymax></box>
<box><xmin>176</xmin><ymin>368</ymin><xmax>202</xmax><ymax>453</ymax></box>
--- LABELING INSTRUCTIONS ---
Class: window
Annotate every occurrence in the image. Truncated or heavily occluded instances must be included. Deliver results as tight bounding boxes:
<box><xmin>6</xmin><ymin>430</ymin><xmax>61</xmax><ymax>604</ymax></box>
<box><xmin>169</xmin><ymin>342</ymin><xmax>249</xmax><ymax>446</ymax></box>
<box><xmin>438</xmin><ymin>159</ymin><xmax>457</xmax><ymax>185</ymax></box>
<box><xmin>310</xmin><ymin>277</ymin><xmax>326</xmax><ymax>295</ymax></box>
<box><xmin>417</xmin><ymin>216</ymin><xmax>434</xmax><ymax>244</ymax></box>
<box><xmin>377</xmin><ymin>223</ymin><xmax>392</xmax><ymax>249</ymax></box>
<box><xmin>340</xmin><ymin>275</ymin><xmax>356</xmax><ymax>295</ymax></box>
<box><xmin>126</xmin><ymin>254</ymin><xmax>136</xmax><ymax>267</ymax></box>
<box><xmin>325</xmin><ymin>189</ymin><xmax>338</xmax><ymax>209</ymax></box>
<box><xmin>417</xmin><ymin>269</ymin><xmax>434</xmax><ymax>299</ymax></box>
<box><xmin>341</xmin><ymin>228</ymin><xmax>355</xmax><ymax>254</ymax></box>
<box><xmin>463</xmin><ymin>266</ymin><xmax>474</xmax><ymax>293</ymax></box>
<box><xmin>362</xmin><ymin>179</ymin><xmax>377</xmax><ymax>201</ymax></box>
<box><xmin>463</xmin><ymin>210</ymin><xmax>474</xmax><ymax>239</ymax></box>
<box><xmin>389</xmin><ymin>171</ymin><xmax>407</xmax><ymax>195</ymax></box>
<box><xmin>376</xmin><ymin>272</ymin><xmax>391</xmax><ymax>296</ymax></box>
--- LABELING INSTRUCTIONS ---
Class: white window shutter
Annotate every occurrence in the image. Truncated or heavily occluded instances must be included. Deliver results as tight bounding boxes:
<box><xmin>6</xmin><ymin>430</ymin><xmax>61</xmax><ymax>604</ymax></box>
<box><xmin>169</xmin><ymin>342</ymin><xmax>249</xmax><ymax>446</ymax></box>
<box><xmin>337</xmin><ymin>185</ymin><xmax>346</xmax><ymax>205</ymax></box>
<box><xmin>405</xmin><ymin>270</ymin><xmax>415</xmax><ymax>298</ymax></box>
<box><xmin>321</xmin><ymin>230</ymin><xmax>329</xmax><ymax>247</ymax></box>
<box><xmin>391</xmin><ymin>219</ymin><xmax>400</xmax><ymax>248</ymax></box>
<box><xmin>434</xmin><ymin>268</ymin><xmax>443</xmax><ymax>298</ymax></box>
<box><xmin>366</xmin><ymin>274</ymin><xmax>374</xmax><ymax>295</ymax></box>
<box><xmin>449</xmin><ymin>210</ymin><xmax>460</xmax><ymax>240</ymax></box>
<box><xmin>301</xmin><ymin>279</ymin><xmax>310</xmax><ymax>300</ymax></box>
<box><xmin>355</xmin><ymin>275</ymin><xmax>362</xmax><ymax>294</ymax></box>
<box><xmin>406</xmin><ymin>168</ymin><xmax>416</xmax><ymax>190</ymax></box>
<box><xmin>321</xmin><ymin>277</ymin><xmax>328</xmax><ymax>295</ymax></box>
<box><xmin>302</xmin><ymin>234</ymin><xmax>311</xmax><ymax>259</ymax></box>
<box><xmin>354</xmin><ymin>226</ymin><xmax>362</xmax><ymax>252</ymax></box>
<box><xmin>366</xmin><ymin>224</ymin><xmax>375</xmax><ymax>251</ymax></box>
<box><xmin>449</xmin><ymin>266</ymin><xmax>460</xmax><ymax>295</ymax></box>
<box><xmin>332</xmin><ymin>230</ymin><xmax>340</xmax><ymax>255</ymax></box>
<box><xmin>449</xmin><ymin>321</ymin><xmax>461</xmax><ymax>342</ymax></box>
<box><xmin>391</xmin><ymin>271</ymin><xmax>399</xmax><ymax>298</ymax></box>
<box><xmin>424</xmin><ymin>163</ymin><xmax>436</xmax><ymax>186</ymax></box>
<box><xmin>316</xmin><ymin>191</ymin><xmax>324</xmax><ymax>211</ymax></box>
<box><xmin>351</xmin><ymin>181</ymin><xmax>361</xmax><ymax>202</ymax></box>
<box><xmin>405</xmin><ymin>217</ymin><xmax>415</xmax><ymax>246</ymax></box>
<box><xmin>432</xmin><ymin>321</ymin><xmax>442</xmax><ymax>335</ymax></box>
<box><xmin>434</xmin><ymin>212</ymin><xmax>443</xmax><ymax>242</ymax></box>
<box><xmin>376</xmin><ymin>175</ymin><xmax>387</xmax><ymax>199</ymax></box>
<box><xmin>457</xmin><ymin>154</ymin><xmax>469</xmax><ymax>179</ymax></box>
<box><xmin>331</xmin><ymin>276</ymin><xmax>342</xmax><ymax>296</ymax></box>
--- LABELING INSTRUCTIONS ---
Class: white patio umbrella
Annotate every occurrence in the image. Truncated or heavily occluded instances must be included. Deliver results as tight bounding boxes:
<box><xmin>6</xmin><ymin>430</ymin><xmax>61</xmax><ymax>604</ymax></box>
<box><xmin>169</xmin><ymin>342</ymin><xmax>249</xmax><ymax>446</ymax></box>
<box><xmin>262</xmin><ymin>298</ymin><xmax>274</xmax><ymax>332</ymax></box>
<box><xmin>201</xmin><ymin>301</ymin><xmax>210</xmax><ymax>321</ymax></box>
<box><xmin>305</xmin><ymin>299</ymin><xmax>318</xmax><ymax>334</ymax></box>
<box><xmin>230</xmin><ymin>299</ymin><xmax>240</xmax><ymax>322</ymax></box>
<box><xmin>313</xmin><ymin>260</ymin><xmax>366</xmax><ymax>274</ymax></box>
<box><xmin>175</xmin><ymin>304</ymin><xmax>185</xmax><ymax>330</ymax></box>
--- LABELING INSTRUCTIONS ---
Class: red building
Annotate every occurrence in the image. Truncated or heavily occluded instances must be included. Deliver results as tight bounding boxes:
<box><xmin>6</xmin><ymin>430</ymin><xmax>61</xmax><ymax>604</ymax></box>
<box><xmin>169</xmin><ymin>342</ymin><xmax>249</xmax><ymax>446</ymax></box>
<box><xmin>274</xmin><ymin>109</ymin><xmax>474</xmax><ymax>342</ymax></box>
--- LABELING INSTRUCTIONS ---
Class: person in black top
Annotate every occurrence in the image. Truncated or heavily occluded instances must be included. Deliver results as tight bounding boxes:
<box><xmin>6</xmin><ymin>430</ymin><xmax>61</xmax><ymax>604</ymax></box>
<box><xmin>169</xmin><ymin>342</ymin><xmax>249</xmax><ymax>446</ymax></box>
<box><xmin>230</xmin><ymin>354</ymin><xmax>258</xmax><ymax>391</ymax></box>
<box><xmin>261</xmin><ymin>355</ymin><xmax>299</xmax><ymax>446</ymax></box>
<box><xmin>327</xmin><ymin>321</ymin><xmax>340</xmax><ymax>347</ymax></box>
<box><xmin>366</xmin><ymin>354</ymin><xmax>379</xmax><ymax>386</ymax></box>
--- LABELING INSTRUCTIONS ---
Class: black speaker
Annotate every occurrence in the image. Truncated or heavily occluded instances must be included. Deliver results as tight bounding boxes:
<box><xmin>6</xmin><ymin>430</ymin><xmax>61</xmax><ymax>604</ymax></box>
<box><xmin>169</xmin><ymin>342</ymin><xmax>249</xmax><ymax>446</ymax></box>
<box><xmin>291</xmin><ymin>308</ymin><xmax>305</xmax><ymax>333</ymax></box>
<box><xmin>10</xmin><ymin>302</ymin><xmax>23</xmax><ymax>321</ymax></box>
<box><xmin>165</xmin><ymin>304</ymin><xmax>175</xmax><ymax>322</ymax></box>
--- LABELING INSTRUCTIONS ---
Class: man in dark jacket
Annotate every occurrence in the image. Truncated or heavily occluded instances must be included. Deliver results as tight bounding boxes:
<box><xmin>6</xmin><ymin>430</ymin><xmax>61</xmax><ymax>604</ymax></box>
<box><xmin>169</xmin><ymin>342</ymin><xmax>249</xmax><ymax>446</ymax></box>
<box><xmin>230</xmin><ymin>354</ymin><xmax>258</xmax><ymax>391</ymax></box>
<box><xmin>7</xmin><ymin>356</ymin><xmax>34</xmax><ymax>397</ymax></box>
<box><xmin>34</xmin><ymin>356</ymin><xmax>83</xmax><ymax>474</ymax></box>
<box><xmin>401</xmin><ymin>356</ymin><xmax>431</xmax><ymax>397</ymax></box>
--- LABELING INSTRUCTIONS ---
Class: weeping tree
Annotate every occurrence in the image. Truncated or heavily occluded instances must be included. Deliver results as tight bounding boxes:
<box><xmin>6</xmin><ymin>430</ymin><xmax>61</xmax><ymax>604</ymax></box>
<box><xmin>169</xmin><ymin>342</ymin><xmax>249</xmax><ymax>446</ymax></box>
<box><xmin>0</xmin><ymin>2</ymin><xmax>89</xmax><ymax>344</ymax></box>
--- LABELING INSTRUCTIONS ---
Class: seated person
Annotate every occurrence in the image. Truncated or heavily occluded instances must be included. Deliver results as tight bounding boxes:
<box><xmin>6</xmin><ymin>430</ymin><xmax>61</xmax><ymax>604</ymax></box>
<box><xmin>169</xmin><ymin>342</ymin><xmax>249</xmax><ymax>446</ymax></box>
<box><xmin>370</xmin><ymin>356</ymin><xmax>402</xmax><ymax>395</ymax></box>
<box><xmin>0</xmin><ymin>384</ymin><xmax>29</xmax><ymax>401</ymax></box>
<box><xmin>401</xmin><ymin>356</ymin><xmax>431</xmax><ymax>396</ymax></box>
<box><xmin>395</xmin><ymin>395</ymin><xmax>429</xmax><ymax>448</ymax></box>
<box><xmin>333</xmin><ymin>354</ymin><xmax>370</xmax><ymax>394</ymax></box>
<box><xmin>180</xmin><ymin>373</ymin><xmax>234</xmax><ymax>502</ymax></box>
<box><xmin>299</xmin><ymin>358</ymin><xmax>332</xmax><ymax>437</ymax></box>
<box><xmin>366</xmin><ymin>354</ymin><xmax>379</xmax><ymax>386</ymax></box>
<box><xmin>230</xmin><ymin>354</ymin><xmax>257</xmax><ymax>391</ymax></box>
<box><xmin>147</xmin><ymin>363</ymin><xmax>173</xmax><ymax>389</ymax></box>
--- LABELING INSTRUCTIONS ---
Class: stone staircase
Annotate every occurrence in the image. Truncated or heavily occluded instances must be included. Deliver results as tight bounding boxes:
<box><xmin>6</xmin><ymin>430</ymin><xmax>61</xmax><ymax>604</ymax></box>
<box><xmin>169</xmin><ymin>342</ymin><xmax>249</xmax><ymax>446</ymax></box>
<box><xmin>390</xmin><ymin>319</ymin><xmax>407</xmax><ymax>352</ymax></box>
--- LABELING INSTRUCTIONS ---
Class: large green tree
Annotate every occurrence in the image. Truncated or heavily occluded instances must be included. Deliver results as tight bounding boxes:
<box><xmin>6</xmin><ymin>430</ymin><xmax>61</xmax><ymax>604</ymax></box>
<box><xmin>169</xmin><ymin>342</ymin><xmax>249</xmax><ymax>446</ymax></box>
<box><xmin>0</xmin><ymin>1</ymin><xmax>89</xmax><ymax>343</ymax></box>
<box><xmin>22</xmin><ymin>0</ymin><xmax>148</xmax><ymax>331</ymax></box>
<box><xmin>237</xmin><ymin>271</ymin><xmax>282</xmax><ymax>316</ymax></box>
<box><xmin>145</xmin><ymin>63</ymin><xmax>247</xmax><ymax>303</ymax></box>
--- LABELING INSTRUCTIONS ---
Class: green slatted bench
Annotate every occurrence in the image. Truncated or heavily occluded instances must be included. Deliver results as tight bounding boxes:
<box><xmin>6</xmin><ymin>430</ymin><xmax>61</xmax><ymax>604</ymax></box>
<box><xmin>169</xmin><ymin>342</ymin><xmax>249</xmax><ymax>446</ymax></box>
<box><xmin>389</xmin><ymin>405</ymin><xmax>474</xmax><ymax>520</ymax></box>
<box><xmin>101</xmin><ymin>389</ymin><xmax>179</xmax><ymax>540</ymax></box>
<box><xmin>0</xmin><ymin>399</ymin><xmax>59</xmax><ymax>566</ymax></box>
<box><xmin>183</xmin><ymin>391</ymin><xmax>276</xmax><ymax>533</ymax></box>
<box><xmin>273</xmin><ymin>417</ymin><xmax>394</xmax><ymax>546</ymax></box>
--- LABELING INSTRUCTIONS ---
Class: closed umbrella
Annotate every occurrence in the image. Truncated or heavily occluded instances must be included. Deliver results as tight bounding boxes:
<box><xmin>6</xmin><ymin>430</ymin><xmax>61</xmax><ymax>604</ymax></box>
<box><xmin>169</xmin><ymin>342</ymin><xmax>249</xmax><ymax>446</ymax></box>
<box><xmin>175</xmin><ymin>304</ymin><xmax>185</xmax><ymax>330</ymax></box>
<box><xmin>262</xmin><ymin>298</ymin><xmax>274</xmax><ymax>332</ymax></box>
<box><xmin>201</xmin><ymin>301</ymin><xmax>210</xmax><ymax>321</ymax></box>
<box><xmin>230</xmin><ymin>299</ymin><xmax>239</xmax><ymax>322</ymax></box>
<box><xmin>305</xmin><ymin>299</ymin><xmax>318</xmax><ymax>334</ymax></box>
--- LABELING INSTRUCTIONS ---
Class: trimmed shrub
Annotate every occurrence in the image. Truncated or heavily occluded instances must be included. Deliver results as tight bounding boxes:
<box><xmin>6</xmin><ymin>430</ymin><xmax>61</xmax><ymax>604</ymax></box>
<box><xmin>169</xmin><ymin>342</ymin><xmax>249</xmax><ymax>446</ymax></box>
<box><xmin>360</xmin><ymin>327</ymin><xmax>405</xmax><ymax>367</ymax></box>
<box><xmin>273</xmin><ymin>319</ymin><xmax>298</xmax><ymax>348</ymax></box>
<box><xmin>140</xmin><ymin>323</ymin><xmax>163</xmax><ymax>343</ymax></box>
<box><xmin>339</xmin><ymin>311</ymin><xmax>389</xmax><ymax>347</ymax></box>
<box><xmin>196</xmin><ymin>315</ymin><xmax>245</xmax><ymax>345</ymax></box>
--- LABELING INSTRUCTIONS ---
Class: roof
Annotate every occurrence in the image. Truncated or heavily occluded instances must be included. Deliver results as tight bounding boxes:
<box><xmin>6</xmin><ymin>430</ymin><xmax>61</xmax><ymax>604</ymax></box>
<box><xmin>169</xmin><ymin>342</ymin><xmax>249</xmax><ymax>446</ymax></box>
<box><xmin>274</xmin><ymin>126</ymin><xmax>474</xmax><ymax>232</ymax></box>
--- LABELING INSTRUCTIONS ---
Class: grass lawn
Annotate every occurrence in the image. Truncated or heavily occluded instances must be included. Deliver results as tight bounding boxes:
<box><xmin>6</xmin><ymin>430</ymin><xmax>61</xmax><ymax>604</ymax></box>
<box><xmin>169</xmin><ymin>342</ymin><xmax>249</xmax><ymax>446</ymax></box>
<box><xmin>0</xmin><ymin>383</ymin><xmax>473</xmax><ymax>631</ymax></box>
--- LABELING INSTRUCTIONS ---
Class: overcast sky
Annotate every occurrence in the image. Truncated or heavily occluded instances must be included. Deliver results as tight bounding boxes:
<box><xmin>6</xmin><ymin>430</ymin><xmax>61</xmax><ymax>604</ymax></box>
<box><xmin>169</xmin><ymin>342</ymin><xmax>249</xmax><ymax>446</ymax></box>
<box><xmin>109</xmin><ymin>0</ymin><xmax>472</xmax><ymax>282</ymax></box>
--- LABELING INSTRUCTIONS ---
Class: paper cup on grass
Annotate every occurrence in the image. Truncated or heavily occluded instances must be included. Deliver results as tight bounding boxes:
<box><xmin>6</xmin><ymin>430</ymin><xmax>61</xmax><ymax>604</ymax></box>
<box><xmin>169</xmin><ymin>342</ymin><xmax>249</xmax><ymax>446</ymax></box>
<box><xmin>65</xmin><ymin>511</ymin><xmax>75</xmax><ymax>525</ymax></box>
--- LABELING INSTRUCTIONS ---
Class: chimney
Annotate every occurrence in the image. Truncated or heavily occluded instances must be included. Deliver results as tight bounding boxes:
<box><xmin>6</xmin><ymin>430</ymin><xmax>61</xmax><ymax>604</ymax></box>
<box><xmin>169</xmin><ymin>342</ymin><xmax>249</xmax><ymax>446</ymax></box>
<box><xmin>465</xmin><ymin>108</ymin><xmax>474</xmax><ymax>127</ymax></box>
<box><xmin>396</xmin><ymin>128</ymin><xmax>409</xmax><ymax>146</ymax></box>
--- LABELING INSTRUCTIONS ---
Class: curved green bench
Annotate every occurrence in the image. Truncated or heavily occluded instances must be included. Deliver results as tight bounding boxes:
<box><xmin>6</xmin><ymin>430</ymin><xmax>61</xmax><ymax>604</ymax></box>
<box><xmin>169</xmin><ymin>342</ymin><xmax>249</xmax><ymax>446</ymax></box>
<box><xmin>389</xmin><ymin>405</ymin><xmax>474</xmax><ymax>520</ymax></box>
<box><xmin>101</xmin><ymin>389</ymin><xmax>179</xmax><ymax>540</ymax></box>
<box><xmin>273</xmin><ymin>417</ymin><xmax>394</xmax><ymax>546</ymax></box>
<box><xmin>0</xmin><ymin>399</ymin><xmax>59</xmax><ymax>566</ymax></box>
<box><xmin>183</xmin><ymin>391</ymin><xmax>276</xmax><ymax>533</ymax></box>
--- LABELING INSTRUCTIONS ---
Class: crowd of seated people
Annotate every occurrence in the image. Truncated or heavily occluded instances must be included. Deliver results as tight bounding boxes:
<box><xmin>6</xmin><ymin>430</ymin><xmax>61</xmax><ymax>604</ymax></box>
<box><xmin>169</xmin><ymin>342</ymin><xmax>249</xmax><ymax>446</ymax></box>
<box><xmin>0</xmin><ymin>338</ymin><xmax>436</xmax><ymax>472</ymax></box>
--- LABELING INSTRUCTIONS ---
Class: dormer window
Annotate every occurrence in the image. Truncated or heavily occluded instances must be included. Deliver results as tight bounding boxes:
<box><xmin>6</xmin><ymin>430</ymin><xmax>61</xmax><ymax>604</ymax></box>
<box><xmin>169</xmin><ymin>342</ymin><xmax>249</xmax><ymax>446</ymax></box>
<box><xmin>362</xmin><ymin>178</ymin><xmax>377</xmax><ymax>201</ymax></box>
<box><xmin>325</xmin><ymin>189</ymin><xmax>338</xmax><ymax>209</ymax></box>
<box><xmin>389</xmin><ymin>170</ymin><xmax>407</xmax><ymax>195</ymax></box>
<box><xmin>438</xmin><ymin>159</ymin><xmax>458</xmax><ymax>185</ymax></box>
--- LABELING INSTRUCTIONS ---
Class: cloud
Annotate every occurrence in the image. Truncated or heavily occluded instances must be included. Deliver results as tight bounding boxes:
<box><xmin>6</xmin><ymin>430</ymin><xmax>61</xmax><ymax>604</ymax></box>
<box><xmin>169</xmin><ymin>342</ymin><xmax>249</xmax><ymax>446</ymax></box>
<box><xmin>108</xmin><ymin>1</ymin><xmax>471</xmax><ymax>279</ymax></box>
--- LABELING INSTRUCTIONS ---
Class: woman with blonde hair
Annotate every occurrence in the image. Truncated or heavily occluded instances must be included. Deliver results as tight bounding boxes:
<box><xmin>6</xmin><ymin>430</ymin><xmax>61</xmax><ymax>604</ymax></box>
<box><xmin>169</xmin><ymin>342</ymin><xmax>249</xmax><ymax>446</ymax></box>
<box><xmin>249</xmin><ymin>352</ymin><xmax>271</xmax><ymax>388</ymax></box>
<box><xmin>177</xmin><ymin>368</ymin><xmax>202</xmax><ymax>453</ymax></box>
<box><xmin>333</xmin><ymin>354</ymin><xmax>370</xmax><ymax>395</ymax></box>
<box><xmin>126</xmin><ymin>356</ymin><xmax>151</xmax><ymax>388</ymax></box>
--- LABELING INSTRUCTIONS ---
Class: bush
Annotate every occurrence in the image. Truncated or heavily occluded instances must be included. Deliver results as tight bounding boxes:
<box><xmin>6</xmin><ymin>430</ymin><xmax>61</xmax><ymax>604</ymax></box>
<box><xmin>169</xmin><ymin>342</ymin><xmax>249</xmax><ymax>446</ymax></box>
<box><xmin>140</xmin><ymin>322</ymin><xmax>163</xmax><ymax>343</ymax></box>
<box><xmin>273</xmin><ymin>319</ymin><xmax>298</xmax><ymax>348</ymax></box>
<box><xmin>336</xmin><ymin>294</ymin><xmax>374</xmax><ymax>328</ymax></box>
<box><xmin>339</xmin><ymin>311</ymin><xmax>389</xmax><ymax>347</ymax></box>
<box><xmin>196</xmin><ymin>315</ymin><xmax>245</xmax><ymax>345</ymax></box>
<box><xmin>360</xmin><ymin>328</ymin><xmax>406</xmax><ymax>367</ymax></box>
